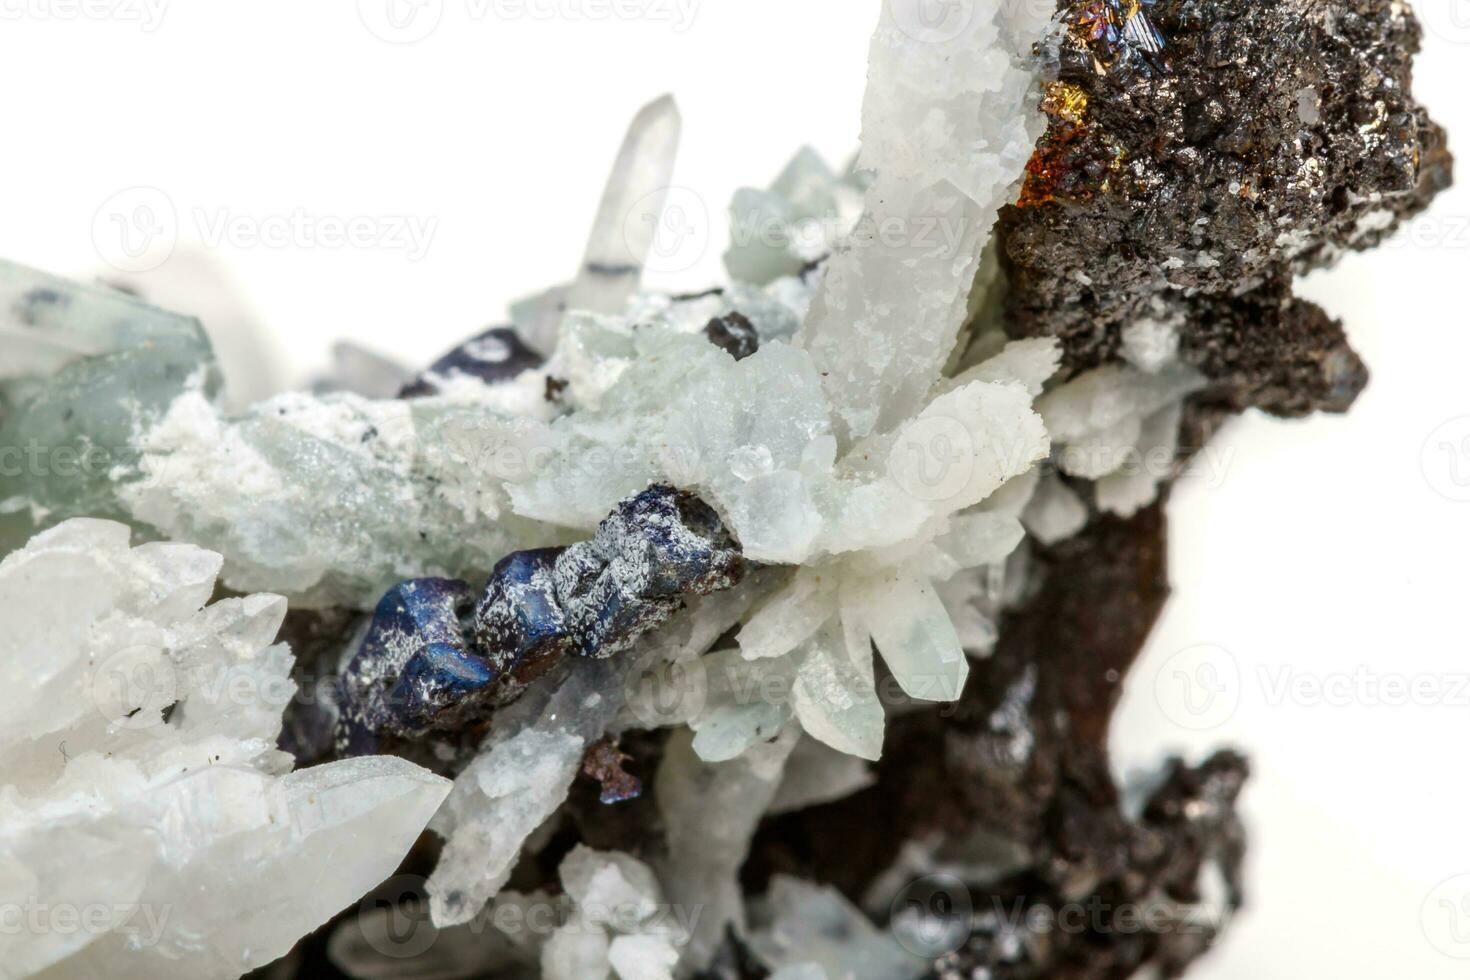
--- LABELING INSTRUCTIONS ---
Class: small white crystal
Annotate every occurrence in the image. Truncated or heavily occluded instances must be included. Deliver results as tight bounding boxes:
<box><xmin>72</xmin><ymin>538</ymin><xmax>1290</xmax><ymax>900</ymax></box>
<box><xmin>1022</xmin><ymin>472</ymin><xmax>1089</xmax><ymax>546</ymax></box>
<box><xmin>1095</xmin><ymin>401</ymin><xmax>1184</xmax><ymax>517</ymax></box>
<box><xmin>791</xmin><ymin>619</ymin><xmax>883</xmax><ymax>761</ymax></box>
<box><xmin>428</xmin><ymin>728</ymin><xmax>586</xmax><ymax>927</ymax></box>
<box><xmin>656</xmin><ymin>726</ymin><xmax>799</xmax><ymax>967</ymax></box>
<box><xmin>725</xmin><ymin>148</ymin><xmax>866</xmax><ymax>286</ymax></box>
<box><xmin>946</xmin><ymin>338</ymin><xmax>1063</xmax><ymax>398</ymax></box>
<box><xmin>559</xmin><ymin>846</ymin><xmax>666</xmax><ymax>932</ymax></box>
<box><xmin>1120</xmin><ymin>315</ymin><xmax>1183</xmax><ymax>373</ymax></box>
<box><xmin>769</xmin><ymin>736</ymin><xmax>875</xmax><ymax>815</ymax></box>
<box><xmin>848</xmin><ymin>571</ymin><xmax>968</xmax><ymax>703</ymax></box>
<box><xmin>691</xmin><ymin>650</ymin><xmax>794</xmax><ymax>763</ymax></box>
<box><xmin>1037</xmin><ymin>364</ymin><xmax>1203</xmax><ymax>445</ymax></box>
<box><xmin>566</xmin><ymin>95</ymin><xmax>683</xmax><ymax>317</ymax></box>
<box><xmin>738</xmin><ymin>570</ymin><xmax>837</xmax><ymax>661</ymax></box>
<box><xmin>543</xmin><ymin>921</ymin><xmax>613</xmax><ymax>980</ymax></box>
<box><xmin>1057</xmin><ymin>415</ymin><xmax>1143</xmax><ymax>479</ymax></box>
<box><xmin>608</xmin><ymin>933</ymin><xmax>680</xmax><ymax>980</ymax></box>
<box><xmin>749</xmin><ymin>876</ymin><xmax>922</xmax><ymax>980</ymax></box>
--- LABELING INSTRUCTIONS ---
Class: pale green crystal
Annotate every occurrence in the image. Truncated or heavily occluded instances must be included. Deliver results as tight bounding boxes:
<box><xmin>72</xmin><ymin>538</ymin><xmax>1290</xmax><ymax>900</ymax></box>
<box><xmin>723</xmin><ymin>147</ymin><xmax>866</xmax><ymax>287</ymax></box>
<box><xmin>0</xmin><ymin>260</ymin><xmax>217</xmax><ymax>553</ymax></box>
<box><xmin>121</xmin><ymin>390</ymin><xmax>559</xmax><ymax>607</ymax></box>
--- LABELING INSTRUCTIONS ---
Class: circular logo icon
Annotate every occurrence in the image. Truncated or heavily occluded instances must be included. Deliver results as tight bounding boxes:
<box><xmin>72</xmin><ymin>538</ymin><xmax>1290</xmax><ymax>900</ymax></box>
<box><xmin>90</xmin><ymin>646</ymin><xmax>178</xmax><ymax>730</ymax></box>
<box><xmin>887</xmin><ymin>415</ymin><xmax>976</xmax><ymax>505</ymax></box>
<box><xmin>356</xmin><ymin>875</ymin><xmax>440</xmax><ymax>959</ymax></box>
<box><xmin>887</xmin><ymin>0</ymin><xmax>979</xmax><ymax>44</ymax></box>
<box><xmin>1153</xmin><ymin>643</ymin><xmax>1241</xmax><ymax>731</ymax></box>
<box><xmin>890</xmin><ymin>874</ymin><xmax>974</xmax><ymax>958</ymax></box>
<box><xmin>624</xmin><ymin>186</ymin><xmax>710</xmax><ymax>276</ymax></box>
<box><xmin>1423</xmin><ymin>874</ymin><xmax>1470</xmax><ymax>959</ymax></box>
<box><xmin>357</xmin><ymin>0</ymin><xmax>444</xmax><ymax>43</ymax></box>
<box><xmin>622</xmin><ymin>648</ymin><xmax>707</xmax><ymax>728</ymax></box>
<box><xmin>1422</xmin><ymin>417</ymin><xmax>1470</xmax><ymax>502</ymax></box>
<box><xmin>1418</xmin><ymin>0</ymin><xmax>1470</xmax><ymax>45</ymax></box>
<box><xmin>92</xmin><ymin>186</ymin><xmax>178</xmax><ymax>274</ymax></box>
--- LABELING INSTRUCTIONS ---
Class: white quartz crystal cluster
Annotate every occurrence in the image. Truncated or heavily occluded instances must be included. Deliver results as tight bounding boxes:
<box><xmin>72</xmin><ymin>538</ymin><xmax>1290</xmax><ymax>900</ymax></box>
<box><xmin>0</xmin><ymin>520</ymin><xmax>450</xmax><ymax>979</ymax></box>
<box><xmin>0</xmin><ymin>2</ymin><xmax>1218</xmax><ymax>978</ymax></box>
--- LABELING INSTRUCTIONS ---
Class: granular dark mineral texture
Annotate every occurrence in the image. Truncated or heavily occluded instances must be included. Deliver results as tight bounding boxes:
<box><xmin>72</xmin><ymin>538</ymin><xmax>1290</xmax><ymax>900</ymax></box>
<box><xmin>1004</xmin><ymin>0</ymin><xmax>1451</xmax><ymax>416</ymax></box>
<box><xmin>704</xmin><ymin>312</ymin><xmax>761</xmax><ymax>361</ymax></box>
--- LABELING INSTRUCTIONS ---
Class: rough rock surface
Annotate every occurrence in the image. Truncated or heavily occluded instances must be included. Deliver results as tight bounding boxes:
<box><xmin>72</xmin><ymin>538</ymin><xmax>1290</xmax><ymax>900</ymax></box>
<box><xmin>1002</xmin><ymin>0</ymin><xmax>1451</xmax><ymax>417</ymax></box>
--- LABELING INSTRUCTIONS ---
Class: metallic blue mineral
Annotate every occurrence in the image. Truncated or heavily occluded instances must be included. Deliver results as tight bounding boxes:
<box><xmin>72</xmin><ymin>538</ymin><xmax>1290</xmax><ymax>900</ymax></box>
<box><xmin>475</xmin><ymin>547</ymin><xmax>571</xmax><ymax>674</ymax></box>
<box><xmin>551</xmin><ymin>485</ymin><xmax>747</xmax><ymax>658</ymax></box>
<box><xmin>337</xmin><ymin>486</ymin><xmax>746</xmax><ymax>756</ymax></box>
<box><xmin>399</xmin><ymin>326</ymin><xmax>544</xmax><ymax>398</ymax></box>
<box><xmin>477</xmin><ymin>484</ymin><xmax>746</xmax><ymax>662</ymax></box>
<box><xmin>335</xmin><ymin>577</ymin><xmax>491</xmax><ymax>755</ymax></box>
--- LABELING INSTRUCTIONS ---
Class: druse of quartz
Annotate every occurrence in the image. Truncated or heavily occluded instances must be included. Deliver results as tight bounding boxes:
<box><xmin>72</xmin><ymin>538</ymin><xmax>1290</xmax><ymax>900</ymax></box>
<box><xmin>799</xmin><ymin>0</ymin><xmax>1054</xmax><ymax>446</ymax></box>
<box><xmin>0</xmin><ymin>0</ymin><xmax>1450</xmax><ymax>977</ymax></box>
<box><xmin>0</xmin><ymin>519</ymin><xmax>449</xmax><ymax>979</ymax></box>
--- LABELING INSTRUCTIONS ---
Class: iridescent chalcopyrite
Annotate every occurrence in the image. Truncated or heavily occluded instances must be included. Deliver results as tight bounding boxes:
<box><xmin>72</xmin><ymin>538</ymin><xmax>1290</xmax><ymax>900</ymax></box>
<box><xmin>0</xmin><ymin>1</ymin><xmax>1448</xmax><ymax>978</ymax></box>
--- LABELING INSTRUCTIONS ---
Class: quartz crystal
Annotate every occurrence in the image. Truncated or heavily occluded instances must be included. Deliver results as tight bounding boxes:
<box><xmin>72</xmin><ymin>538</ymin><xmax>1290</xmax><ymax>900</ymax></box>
<box><xmin>0</xmin><ymin>520</ymin><xmax>449</xmax><ymax>979</ymax></box>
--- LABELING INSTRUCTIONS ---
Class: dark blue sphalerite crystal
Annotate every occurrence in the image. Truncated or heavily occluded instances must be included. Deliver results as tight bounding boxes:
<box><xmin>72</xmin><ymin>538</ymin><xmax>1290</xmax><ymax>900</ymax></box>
<box><xmin>337</xmin><ymin>485</ymin><xmax>746</xmax><ymax>755</ymax></box>
<box><xmin>399</xmin><ymin>326</ymin><xmax>544</xmax><ymax>398</ymax></box>
<box><xmin>475</xmin><ymin>547</ymin><xmax>572</xmax><ymax>674</ymax></box>
<box><xmin>478</xmin><ymin>484</ymin><xmax>747</xmax><ymax>662</ymax></box>
<box><xmin>335</xmin><ymin>577</ymin><xmax>487</xmax><ymax>755</ymax></box>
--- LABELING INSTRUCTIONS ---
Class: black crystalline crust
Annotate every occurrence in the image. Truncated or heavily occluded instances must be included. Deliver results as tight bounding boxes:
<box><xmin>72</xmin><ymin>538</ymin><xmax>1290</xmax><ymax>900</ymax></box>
<box><xmin>1004</xmin><ymin>0</ymin><xmax>1451</xmax><ymax>416</ymax></box>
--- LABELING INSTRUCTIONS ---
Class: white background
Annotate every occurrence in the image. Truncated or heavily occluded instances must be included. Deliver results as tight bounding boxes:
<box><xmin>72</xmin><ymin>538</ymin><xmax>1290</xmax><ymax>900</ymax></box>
<box><xmin>1</xmin><ymin>1</ymin><xmax>1468</xmax><ymax>975</ymax></box>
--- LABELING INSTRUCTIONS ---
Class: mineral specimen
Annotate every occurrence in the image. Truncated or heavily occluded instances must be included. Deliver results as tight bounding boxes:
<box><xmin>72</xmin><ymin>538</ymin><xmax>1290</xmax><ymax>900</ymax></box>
<box><xmin>0</xmin><ymin>0</ymin><xmax>1449</xmax><ymax>977</ymax></box>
